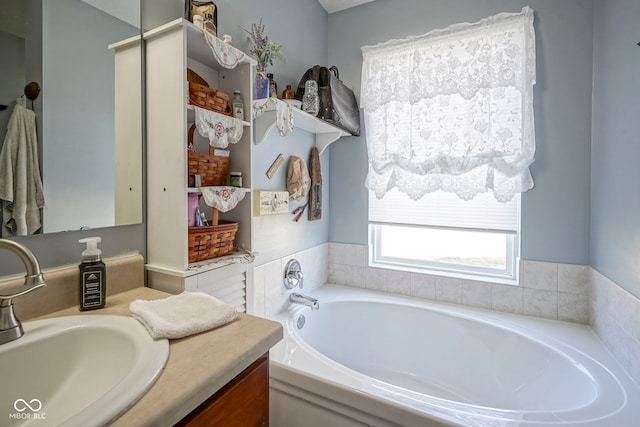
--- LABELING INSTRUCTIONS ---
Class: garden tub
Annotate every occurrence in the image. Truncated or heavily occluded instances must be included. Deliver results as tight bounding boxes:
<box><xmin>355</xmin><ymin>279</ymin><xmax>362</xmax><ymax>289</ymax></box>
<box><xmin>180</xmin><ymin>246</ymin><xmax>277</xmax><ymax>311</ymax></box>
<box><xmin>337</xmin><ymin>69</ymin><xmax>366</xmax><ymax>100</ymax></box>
<box><xmin>269</xmin><ymin>285</ymin><xmax>640</xmax><ymax>426</ymax></box>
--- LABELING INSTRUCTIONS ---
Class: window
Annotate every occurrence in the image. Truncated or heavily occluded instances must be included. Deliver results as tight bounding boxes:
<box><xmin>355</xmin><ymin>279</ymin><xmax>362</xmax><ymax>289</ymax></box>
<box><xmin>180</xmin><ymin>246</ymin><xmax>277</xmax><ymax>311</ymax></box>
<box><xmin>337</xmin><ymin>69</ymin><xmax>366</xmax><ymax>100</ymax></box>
<box><xmin>361</xmin><ymin>8</ymin><xmax>535</xmax><ymax>282</ymax></box>
<box><xmin>369</xmin><ymin>189</ymin><xmax>520</xmax><ymax>282</ymax></box>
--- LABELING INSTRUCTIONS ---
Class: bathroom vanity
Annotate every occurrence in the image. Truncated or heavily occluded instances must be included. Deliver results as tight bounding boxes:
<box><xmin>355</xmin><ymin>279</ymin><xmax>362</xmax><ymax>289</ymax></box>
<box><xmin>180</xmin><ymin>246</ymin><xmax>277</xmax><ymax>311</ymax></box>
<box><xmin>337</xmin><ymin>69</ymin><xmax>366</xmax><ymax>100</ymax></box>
<box><xmin>8</xmin><ymin>254</ymin><xmax>282</xmax><ymax>427</ymax></box>
<box><xmin>32</xmin><ymin>285</ymin><xmax>282</xmax><ymax>427</ymax></box>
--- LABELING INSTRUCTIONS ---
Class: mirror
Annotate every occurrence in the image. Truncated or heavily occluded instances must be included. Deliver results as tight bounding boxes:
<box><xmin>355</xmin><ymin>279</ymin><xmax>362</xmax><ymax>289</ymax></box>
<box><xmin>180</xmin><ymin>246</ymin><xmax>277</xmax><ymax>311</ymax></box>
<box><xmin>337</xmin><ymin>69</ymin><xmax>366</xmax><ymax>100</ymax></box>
<box><xmin>0</xmin><ymin>0</ymin><xmax>142</xmax><ymax>234</ymax></box>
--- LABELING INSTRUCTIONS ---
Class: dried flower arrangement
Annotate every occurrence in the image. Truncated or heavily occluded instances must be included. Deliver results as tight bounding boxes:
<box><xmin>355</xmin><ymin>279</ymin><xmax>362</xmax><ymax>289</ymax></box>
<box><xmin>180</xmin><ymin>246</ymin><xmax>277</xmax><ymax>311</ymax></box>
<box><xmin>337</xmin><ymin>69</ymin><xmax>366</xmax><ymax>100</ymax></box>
<box><xmin>245</xmin><ymin>19</ymin><xmax>286</xmax><ymax>73</ymax></box>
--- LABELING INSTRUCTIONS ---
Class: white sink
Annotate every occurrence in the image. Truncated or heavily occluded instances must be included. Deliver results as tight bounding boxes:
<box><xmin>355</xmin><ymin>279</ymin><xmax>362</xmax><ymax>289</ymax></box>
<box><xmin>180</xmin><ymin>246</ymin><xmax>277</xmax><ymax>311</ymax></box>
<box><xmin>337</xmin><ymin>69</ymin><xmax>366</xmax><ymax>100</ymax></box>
<box><xmin>0</xmin><ymin>315</ymin><xmax>169</xmax><ymax>427</ymax></box>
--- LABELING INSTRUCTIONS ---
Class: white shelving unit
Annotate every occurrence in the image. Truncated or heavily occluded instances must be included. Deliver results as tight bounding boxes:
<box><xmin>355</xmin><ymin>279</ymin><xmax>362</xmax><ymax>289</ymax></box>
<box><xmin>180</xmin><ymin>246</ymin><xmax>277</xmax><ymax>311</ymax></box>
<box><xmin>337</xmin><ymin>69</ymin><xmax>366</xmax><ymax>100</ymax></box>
<box><xmin>144</xmin><ymin>18</ymin><xmax>256</xmax><ymax>310</ymax></box>
<box><xmin>253</xmin><ymin>99</ymin><xmax>349</xmax><ymax>155</ymax></box>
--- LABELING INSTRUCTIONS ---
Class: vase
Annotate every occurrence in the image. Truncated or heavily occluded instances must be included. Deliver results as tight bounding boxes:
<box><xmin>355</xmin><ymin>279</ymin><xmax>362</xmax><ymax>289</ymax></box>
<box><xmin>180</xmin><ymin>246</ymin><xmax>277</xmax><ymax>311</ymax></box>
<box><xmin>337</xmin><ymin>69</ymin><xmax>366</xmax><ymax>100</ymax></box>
<box><xmin>254</xmin><ymin>72</ymin><xmax>270</xmax><ymax>99</ymax></box>
<box><xmin>302</xmin><ymin>80</ymin><xmax>319</xmax><ymax>115</ymax></box>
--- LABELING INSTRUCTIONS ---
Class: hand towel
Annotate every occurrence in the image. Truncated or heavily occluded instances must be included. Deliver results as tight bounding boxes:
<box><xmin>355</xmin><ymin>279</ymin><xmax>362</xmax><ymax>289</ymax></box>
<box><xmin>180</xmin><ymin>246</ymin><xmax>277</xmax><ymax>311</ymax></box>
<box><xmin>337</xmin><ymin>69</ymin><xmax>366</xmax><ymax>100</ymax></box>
<box><xmin>129</xmin><ymin>292</ymin><xmax>238</xmax><ymax>339</ymax></box>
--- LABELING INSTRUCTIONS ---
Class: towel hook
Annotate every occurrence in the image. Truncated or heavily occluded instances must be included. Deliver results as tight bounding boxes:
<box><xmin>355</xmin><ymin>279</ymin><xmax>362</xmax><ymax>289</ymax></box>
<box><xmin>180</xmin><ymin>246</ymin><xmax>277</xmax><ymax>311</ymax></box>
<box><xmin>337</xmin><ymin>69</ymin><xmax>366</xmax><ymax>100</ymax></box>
<box><xmin>24</xmin><ymin>82</ymin><xmax>41</xmax><ymax>110</ymax></box>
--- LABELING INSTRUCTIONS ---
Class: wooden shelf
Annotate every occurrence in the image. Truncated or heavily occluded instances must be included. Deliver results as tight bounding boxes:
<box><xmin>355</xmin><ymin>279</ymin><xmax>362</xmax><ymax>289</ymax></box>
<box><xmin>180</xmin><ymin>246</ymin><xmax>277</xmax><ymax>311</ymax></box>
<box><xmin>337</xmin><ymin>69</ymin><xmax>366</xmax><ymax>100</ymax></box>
<box><xmin>253</xmin><ymin>99</ymin><xmax>349</xmax><ymax>155</ymax></box>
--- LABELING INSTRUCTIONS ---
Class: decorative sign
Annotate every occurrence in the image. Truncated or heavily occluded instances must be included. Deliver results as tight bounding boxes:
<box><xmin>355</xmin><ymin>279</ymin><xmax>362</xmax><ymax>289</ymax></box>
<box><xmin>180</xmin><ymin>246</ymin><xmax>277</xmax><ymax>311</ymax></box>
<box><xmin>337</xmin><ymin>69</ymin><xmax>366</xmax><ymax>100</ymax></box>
<box><xmin>253</xmin><ymin>190</ymin><xmax>289</xmax><ymax>216</ymax></box>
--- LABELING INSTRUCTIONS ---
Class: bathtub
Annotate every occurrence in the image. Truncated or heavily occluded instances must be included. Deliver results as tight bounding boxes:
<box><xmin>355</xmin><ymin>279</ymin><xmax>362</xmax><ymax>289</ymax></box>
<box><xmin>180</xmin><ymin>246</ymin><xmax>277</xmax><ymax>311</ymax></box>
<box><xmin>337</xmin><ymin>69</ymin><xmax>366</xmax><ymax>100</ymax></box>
<box><xmin>269</xmin><ymin>285</ymin><xmax>640</xmax><ymax>426</ymax></box>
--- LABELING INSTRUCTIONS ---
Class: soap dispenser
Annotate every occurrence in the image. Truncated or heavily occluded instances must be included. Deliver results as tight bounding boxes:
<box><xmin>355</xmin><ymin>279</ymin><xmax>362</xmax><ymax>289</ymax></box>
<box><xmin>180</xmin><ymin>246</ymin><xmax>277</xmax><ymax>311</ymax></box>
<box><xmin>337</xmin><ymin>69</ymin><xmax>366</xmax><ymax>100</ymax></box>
<box><xmin>78</xmin><ymin>237</ymin><xmax>106</xmax><ymax>311</ymax></box>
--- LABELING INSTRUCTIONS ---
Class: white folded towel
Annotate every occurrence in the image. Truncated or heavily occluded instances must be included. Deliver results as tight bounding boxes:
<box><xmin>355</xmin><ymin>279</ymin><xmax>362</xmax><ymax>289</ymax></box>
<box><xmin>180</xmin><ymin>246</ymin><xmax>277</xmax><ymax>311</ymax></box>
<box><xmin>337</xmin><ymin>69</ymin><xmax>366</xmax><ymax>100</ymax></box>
<box><xmin>129</xmin><ymin>292</ymin><xmax>238</xmax><ymax>339</ymax></box>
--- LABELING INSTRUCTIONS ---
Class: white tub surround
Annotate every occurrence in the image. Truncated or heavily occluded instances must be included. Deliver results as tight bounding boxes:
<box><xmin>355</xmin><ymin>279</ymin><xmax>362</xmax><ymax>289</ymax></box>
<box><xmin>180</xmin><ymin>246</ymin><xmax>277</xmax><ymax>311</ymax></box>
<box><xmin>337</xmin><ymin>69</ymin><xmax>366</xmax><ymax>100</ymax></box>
<box><xmin>270</xmin><ymin>285</ymin><xmax>640</xmax><ymax>427</ymax></box>
<box><xmin>590</xmin><ymin>268</ymin><xmax>640</xmax><ymax>387</ymax></box>
<box><xmin>329</xmin><ymin>243</ymin><xmax>589</xmax><ymax>324</ymax></box>
<box><xmin>252</xmin><ymin>243</ymin><xmax>328</xmax><ymax>318</ymax></box>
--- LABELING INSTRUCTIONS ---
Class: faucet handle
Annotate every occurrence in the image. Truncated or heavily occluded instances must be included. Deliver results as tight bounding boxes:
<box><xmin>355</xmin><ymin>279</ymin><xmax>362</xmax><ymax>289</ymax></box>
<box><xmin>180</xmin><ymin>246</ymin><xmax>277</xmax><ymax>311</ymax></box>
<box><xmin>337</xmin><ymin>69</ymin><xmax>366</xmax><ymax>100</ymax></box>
<box><xmin>0</xmin><ymin>282</ymin><xmax>47</xmax><ymax>301</ymax></box>
<box><xmin>283</xmin><ymin>259</ymin><xmax>304</xmax><ymax>289</ymax></box>
<box><xmin>0</xmin><ymin>282</ymin><xmax>46</xmax><ymax>345</ymax></box>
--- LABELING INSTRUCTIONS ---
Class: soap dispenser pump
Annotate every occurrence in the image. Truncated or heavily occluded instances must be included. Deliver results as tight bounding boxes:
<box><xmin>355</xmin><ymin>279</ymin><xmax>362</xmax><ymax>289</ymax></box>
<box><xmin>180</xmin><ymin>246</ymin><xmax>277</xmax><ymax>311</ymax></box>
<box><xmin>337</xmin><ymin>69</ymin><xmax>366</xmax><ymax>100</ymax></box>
<box><xmin>78</xmin><ymin>237</ymin><xmax>106</xmax><ymax>311</ymax></box>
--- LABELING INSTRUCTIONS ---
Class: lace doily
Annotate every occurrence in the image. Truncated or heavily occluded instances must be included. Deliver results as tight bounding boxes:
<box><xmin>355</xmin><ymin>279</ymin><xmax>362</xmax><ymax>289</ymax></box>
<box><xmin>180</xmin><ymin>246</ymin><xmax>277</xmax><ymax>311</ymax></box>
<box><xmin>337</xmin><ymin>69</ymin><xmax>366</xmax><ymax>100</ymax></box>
<box><xmin>202</xmin><ymin>31</ymin><xmax>245</xmax><ymax>69</ymax></box>
<box><xmin>253</xmin><ymin>98</ymin><xmax>294</xmax><ymax>137</ymax></box>
<box><xmin>194</xmin><ymin>106</ymin><xmax>243</xmax><ymax>148</ymax></box>
<box><xmin>186</xmin><ymin>249</ymin><xmax>256</xmax><ymax>271</ymax></box>
<box><xmin>200</xmin><ymin>186</ymin><xmax>247</xmax><ymax>212</ymax></box>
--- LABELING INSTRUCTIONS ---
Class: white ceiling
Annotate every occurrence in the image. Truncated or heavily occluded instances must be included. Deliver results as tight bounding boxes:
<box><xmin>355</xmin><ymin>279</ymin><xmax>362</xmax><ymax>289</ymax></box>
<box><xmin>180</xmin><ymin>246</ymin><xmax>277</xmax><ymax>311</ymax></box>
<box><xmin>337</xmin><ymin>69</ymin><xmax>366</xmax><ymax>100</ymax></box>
<box><xmin>318</xmin><ymin>0</ymin><xmax>375</xmax><ymax>14</ymax></box>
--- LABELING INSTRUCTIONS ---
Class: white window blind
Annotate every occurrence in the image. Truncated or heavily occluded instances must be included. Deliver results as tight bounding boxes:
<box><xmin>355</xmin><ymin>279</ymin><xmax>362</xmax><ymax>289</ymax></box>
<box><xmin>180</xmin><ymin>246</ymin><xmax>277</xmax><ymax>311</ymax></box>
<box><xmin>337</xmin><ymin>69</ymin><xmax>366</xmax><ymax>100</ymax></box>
<box><xmin>369</xmin><ymin>189</ymin><xmax>519</xmax><ymax>233</ymax></box>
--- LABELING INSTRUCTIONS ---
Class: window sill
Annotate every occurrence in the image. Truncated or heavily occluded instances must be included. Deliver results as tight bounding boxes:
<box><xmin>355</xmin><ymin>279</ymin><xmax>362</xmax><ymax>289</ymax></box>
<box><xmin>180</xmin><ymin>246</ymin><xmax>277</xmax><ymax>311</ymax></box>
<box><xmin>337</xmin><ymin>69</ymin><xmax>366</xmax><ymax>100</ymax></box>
<box><xmin>369</xmin><ymin>259</ymin><xmax>520</xmax><ymax>287</ymax></box>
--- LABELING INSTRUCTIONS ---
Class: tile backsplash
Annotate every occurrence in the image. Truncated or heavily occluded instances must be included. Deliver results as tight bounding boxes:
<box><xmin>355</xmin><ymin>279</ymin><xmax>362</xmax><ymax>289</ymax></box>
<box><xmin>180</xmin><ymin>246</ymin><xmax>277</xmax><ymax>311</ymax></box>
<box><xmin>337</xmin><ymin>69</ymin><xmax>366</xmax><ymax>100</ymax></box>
<box><xmin>590</xmin><ymin>268</ymin><xmax>640</xmax><ymax>386</ymax></box>
<box><xmin>0</xmin><ymin>253</ymin><xmax>144</xmax><ymax>321</ymax></box>
<box><xmin>252</xmin><ymin>243</ymin><xmax>328</xmax><ymax>318</ymax></box>
<box><xmin>254</xmin><ymin>242</ymin><xmax>591</xmax><ymax>323</ymax></box>
<box><xmin>328</xmin><ymin>243</ymin><xmax>590</xmax><ymax>324</ymax></box>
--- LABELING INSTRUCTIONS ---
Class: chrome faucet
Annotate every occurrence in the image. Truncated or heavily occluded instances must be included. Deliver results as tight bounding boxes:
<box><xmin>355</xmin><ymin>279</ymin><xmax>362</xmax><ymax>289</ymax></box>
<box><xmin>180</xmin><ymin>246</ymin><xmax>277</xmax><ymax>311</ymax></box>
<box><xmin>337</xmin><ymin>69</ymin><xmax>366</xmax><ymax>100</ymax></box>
<box><xmin>283</xmin><ymin>259</ymin><xmax>304</xmax><ymax>289</ymax></box>
<box><xmin>0</xmin><ymin>239</ymin><xmax>47</xmax><ymax>345</ymax></box>
<box><xmin>283</xmin><ymin>259</ymin><xmax>319</xmax><ymax>310</ymax></box>
<box><xmin>289</xmin><ymin>293</ymin><xmax>319</xmax><ymax>310</ymax></box>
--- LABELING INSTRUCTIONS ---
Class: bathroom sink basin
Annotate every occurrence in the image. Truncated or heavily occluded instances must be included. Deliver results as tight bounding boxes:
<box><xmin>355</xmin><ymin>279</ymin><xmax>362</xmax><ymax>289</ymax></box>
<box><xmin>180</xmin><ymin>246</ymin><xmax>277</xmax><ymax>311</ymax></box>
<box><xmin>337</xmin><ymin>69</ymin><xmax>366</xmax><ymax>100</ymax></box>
<box><xmin>0</xmin><ymin>315</ymin><xmax>169</xmax><ymax>427</ymax></box>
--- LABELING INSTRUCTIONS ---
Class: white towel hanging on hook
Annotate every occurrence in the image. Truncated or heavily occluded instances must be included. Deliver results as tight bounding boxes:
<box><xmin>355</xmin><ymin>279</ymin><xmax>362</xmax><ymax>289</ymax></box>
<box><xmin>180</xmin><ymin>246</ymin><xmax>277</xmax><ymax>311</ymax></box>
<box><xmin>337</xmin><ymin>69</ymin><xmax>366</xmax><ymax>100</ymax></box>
<box><xmin>0</xmin><ymin>95</ymin><xmax>45</xmax><ymax>236</ymax></box>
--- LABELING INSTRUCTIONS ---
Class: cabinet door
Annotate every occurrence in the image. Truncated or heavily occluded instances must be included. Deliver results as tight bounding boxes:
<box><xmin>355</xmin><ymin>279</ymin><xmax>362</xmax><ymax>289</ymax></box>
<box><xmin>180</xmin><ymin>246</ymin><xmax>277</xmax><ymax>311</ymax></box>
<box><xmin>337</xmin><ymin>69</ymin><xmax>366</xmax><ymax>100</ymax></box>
<box><xmin>177</xmin><ymin>353</ymin><xmax>269</xmax><ymax>427</ymax></box>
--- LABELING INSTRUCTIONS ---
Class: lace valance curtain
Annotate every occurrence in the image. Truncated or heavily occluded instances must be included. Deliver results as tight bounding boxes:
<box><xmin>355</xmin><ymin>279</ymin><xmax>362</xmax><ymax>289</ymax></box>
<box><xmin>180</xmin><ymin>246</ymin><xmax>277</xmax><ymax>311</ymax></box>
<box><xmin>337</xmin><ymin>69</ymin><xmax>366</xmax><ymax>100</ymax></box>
<box><xmin>361</xmin><ymin>7</ymin><xmax>536</xmax><ymax>202</ymax></box>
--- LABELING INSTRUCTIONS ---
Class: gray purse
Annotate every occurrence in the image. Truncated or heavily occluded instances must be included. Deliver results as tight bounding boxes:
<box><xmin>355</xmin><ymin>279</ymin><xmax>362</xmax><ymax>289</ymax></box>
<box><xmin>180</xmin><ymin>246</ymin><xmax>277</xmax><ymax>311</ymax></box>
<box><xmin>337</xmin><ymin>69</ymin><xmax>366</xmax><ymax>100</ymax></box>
<box><xmin>295</xmin><ymin>65</ymin><xmax>361</xmax><ymax>136</ymax></box>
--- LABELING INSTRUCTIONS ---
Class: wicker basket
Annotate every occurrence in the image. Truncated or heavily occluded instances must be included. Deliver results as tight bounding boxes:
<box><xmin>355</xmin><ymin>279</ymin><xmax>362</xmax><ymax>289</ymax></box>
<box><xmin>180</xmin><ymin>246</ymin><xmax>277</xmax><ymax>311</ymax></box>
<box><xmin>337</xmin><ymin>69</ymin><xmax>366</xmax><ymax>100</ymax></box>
<box><xmin>188</xmin><ymin>220</ymin><xmax>238</xmax><ymax>263</ymax></box>
<box><xmin>188</xmin><ymin>82</ymin><xmax>231</xmax><ymax>115</ymax></box>
<box><xmin>187</xmin><ymin>124</ymin><xmax>230</xmax><ymax>186</ymax></box>
<box><xmin>187</xmin><ymin>68</ymin><xmax>231</xmax><ymax>115</ymax></box>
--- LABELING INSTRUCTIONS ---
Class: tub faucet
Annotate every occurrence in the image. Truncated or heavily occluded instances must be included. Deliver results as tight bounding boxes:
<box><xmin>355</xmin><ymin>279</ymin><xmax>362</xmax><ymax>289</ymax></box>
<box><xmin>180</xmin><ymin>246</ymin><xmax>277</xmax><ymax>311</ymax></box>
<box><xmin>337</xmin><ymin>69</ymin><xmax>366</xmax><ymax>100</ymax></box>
<box><xmin>289</xmin><ymin>293</ymin><xmax>319</xmax><ymax>310</ymax></box>
<box><xmin>0</xmin><ymin>239</ymin><xmax>47</xmax><ymax>345</ymax></box>
<box><xmin>284</xmin><ymin>259</ymin><xmax>304</xmax><ymax>289</ymax></box>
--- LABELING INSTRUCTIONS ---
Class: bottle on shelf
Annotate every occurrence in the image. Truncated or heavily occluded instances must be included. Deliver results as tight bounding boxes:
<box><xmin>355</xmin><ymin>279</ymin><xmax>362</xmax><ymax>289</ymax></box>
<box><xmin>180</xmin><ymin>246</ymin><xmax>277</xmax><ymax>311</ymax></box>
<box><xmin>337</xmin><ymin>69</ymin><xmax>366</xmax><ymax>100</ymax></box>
<box><xmin>282</xmin><ymin>84</ymin><xmax>295</xmax><ymax>99</ymax></box>
<box><xmin>230</xmin><ymin>172</ymin><xmax>243</xmax><ymax>187</ymax></box>
<box><xmin>231</xmin><ymin>90</ymin><xmax>244</xmax><ymax>120</ymax></box>
<box><xmin>192</xmin><ymin>14</ymin><xmax>204</xmax><ymax>29</ymax></box>
<box><xmin>267</xmin><ymin>73</ymin><xmax>278</xmax><ymax>98</ymax></box>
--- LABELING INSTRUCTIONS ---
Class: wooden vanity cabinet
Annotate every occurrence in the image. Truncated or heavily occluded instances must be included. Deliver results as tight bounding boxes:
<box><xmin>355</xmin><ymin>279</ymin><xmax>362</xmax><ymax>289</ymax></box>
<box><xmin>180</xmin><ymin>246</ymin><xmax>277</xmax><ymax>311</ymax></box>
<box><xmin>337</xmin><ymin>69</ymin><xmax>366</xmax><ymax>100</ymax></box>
<box><xmin>177</xmin><ymin>353</ymin><xmax>269</xmax><ymax>426</ymax></box>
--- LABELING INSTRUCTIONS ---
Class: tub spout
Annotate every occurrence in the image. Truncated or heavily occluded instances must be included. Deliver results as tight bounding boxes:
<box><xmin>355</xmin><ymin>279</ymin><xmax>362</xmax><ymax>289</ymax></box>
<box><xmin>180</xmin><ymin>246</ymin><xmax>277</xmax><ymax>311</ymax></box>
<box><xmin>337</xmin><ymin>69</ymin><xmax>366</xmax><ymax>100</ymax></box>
<box><xmin>289</xmin><ymin>293</ymin><xmax>319</xmax><ymax>310</ymax></box>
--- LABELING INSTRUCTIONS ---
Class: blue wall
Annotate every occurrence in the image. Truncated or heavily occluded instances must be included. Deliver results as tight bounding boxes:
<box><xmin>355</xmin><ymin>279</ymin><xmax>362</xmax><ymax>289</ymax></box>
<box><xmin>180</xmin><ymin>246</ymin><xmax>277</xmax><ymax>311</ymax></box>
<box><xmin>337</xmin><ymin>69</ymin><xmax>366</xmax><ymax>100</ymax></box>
<box><xmin>327</xmin><ymin>0</ymin><xmax>594</xmax><ymax>266</ymax></box>
<box><xmin>591</xmin><ymin>0</ymin><xmax>640</xmax><ymax>298</ymax></box>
